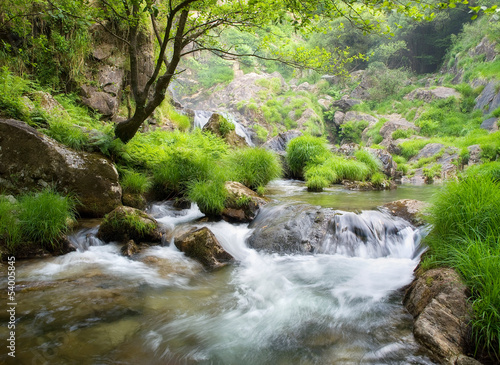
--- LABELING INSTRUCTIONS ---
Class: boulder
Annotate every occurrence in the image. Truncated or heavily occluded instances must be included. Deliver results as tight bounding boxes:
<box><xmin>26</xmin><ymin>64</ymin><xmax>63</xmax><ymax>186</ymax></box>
<box><xmin>474</xmin><ymin>81</ymin><xmax>500</xmax><ymax>115</ymax></box>
<box><xmin>222</xmin><ymin>181</ymin><xmax>269</xmax><ymax>223</ymax></box>
<box><xmin>342</xmin><ymin>179</ymin><xmax>396</xmax><ymax>191</ymax></box>
<box><xmin>382</xmin><ymin>199</ymin><xmax>429</xmax><ymax>226</ymax></box>
<box><xmin>121</xmin><ymin>239</ymin><xmax>140</xmax><ymax>257</ymax></box>
<box><xmin>0</xmin><ymin>119</ymin><xmax>122</xmax><ymax>217</ymax></box>
<box><xmin>174</xmin><ymin>227</ymin><xmax>233</xmax><ymax>269</ymax></box>
<box><xmin>469</xmin><ymin>36</ymin><xmax>497</xmax><ymax>62</ymax></box>
<box><xmin>202</xmin><ymin>113</ymin><xmax>248</xmax><ymax>147</ymax></box>
<box><xmin>405</xmin><ymin>87</ymin><xmax>461</xmax><ymax>103</ymax></box>
<box><xmin>262</xmin><ymin>130</ymin><xmax>302</xmax><ymax>153</ymax></box>
<box><xmin>331</xmin><ymin>97</ymin><xmax>362</xmax><ymax>112</ymax></box>
<box><xmin>344</xmin><ymin>111</ymin><xmax>379</xmax><ymax>127</ymax></box>
<box><xmin>366</xmin><ymin>147</ymin><xmax>400</xmax><ymax>178</ymax></box>
<box><xmin>409</xmin><ymin>144</ymin><xmax>459</xmax><ymax>180</ymax></box>
<box><xmin>404</xmin><ymin>268</ymin><xmax>473</xmax><ymax>364</ymax></box>
<box><xmin>97</xmin><ymin>206</ymin><xmax>161</xmax><ymax>243</ymax></box>
<box><xmin>378</xmin><ymin>115</ymin><xmax>419</xmax><ymax>141</ymax></box>
<box><xmin>333</xmin><ymin>110</ymin><xmax>345</xmax><ymax>127</ymax></box>
<box><xmin>80</xmin><ymin>85</ymin><xmax>119</xmax><ymax>117</ymax></box>
<box><xmin>480</xmin><ymin>117</ymin><xmax>498</xmax><ymax>132</ymax></box>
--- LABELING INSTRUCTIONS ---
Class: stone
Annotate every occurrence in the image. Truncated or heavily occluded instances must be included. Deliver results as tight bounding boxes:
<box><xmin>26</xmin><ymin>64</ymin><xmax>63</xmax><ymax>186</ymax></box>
<box><xmin>331</xmin><ymin>98</ymin><xmax>362</xmax><ymax>112</ymax></box>
<box><xmin>365</xmin><ymin>148</ymin><xmax>401</xmax><ymax>178</ymax></box>
<box><xmin>480</xmin><ymin>117</ymin><xmax>499</xmax><ymax>132</ymax></box>
<box><xmin>342</xmin><ymin>179</ymin><xmax>396</xmax><ymax>191</ymax></box>
<box><xmin>474</xmin><ymin>81</ymin><xmax>500</xmax><ymax>114</ymax></box>
<box><xmin>262</xmin><ymin>130</ymin><xmax>302</xmax><ymax>153</ymax></box>
<box><xmin>378</xmin><ymin>115</ymin><xmax>419</xmax><ymax>141</ymax></box>
<box><xmin>80</xmin><ymin>85</ymin><xmax>119</xmax><ymax>117</ymax></box>
<box><xmin>344</xmin><ymin>111</ymin><xmax>379</xmax><ymax>127</ymax></box>
<box><xmin>469</xmin><ymin>36</ymin><xmax>497</xmax><ymax>62</ymax></box>
<box><xmin>121</xmin><ymin>240</ymin><xmax>139</xmax><ymax>257</ymax></box>
<box><xmin>333</xmin><ymin>110</ymin><xmax>345</xmax><ymax>127</ymax></box>
<box><xmin>98</xmin><ymin>65</ymin><xmax>125</xmax><ymax>96</ymax></box>
<box><xmin>0</xmin><ymin>119</ymin><xmax>121</xmax><ymax>217</ymax></box>
<box><xmin>405</xmin><ymin>87</ymin><xmax>461</xmax><ymax>103</ymax></box>
<box><xmin>97</xmin><ymin>206</ymin><xmax>161</xmax><ymax>244</ymax></box>
<box><xmin>174</xmin><ymin>227</ymin><xmax>233</xmax><ymax>269</ymax></box>
<box><xmin>409</xmin><ymin>144</ymin><xmax>460</xmax><ymax>181</ymax></box>
<box><xmin>222</xmin><ymin>181</ymin><xmax>269</xmax><ymax>223</ymax></box>
<box><xmin>404</xmin><ymin>268</ymin><xmax>472</xmax><ymax>365</ymax></box>
<box><xmin>202</xmin><ymin>113</ymin><xmax>248</xmax><ymax>147</ymax></box>
<box><xmin>467</xmin><ymin>145</ymin><xmax>482</xmax><ymax>166</ymax></box>
<box><xmin>382</xmin><ymin>199</ymin><xmax>429</xmax><ymax>226</ymax></box>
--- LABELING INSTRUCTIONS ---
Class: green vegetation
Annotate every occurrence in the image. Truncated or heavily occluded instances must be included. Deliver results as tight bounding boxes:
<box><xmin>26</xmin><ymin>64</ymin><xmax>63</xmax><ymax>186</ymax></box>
<box><xmin>0</xmin><ymin>189</ymin><xmax>75</xmax><ymax>253</ymax></box>
<box><xmin>286</xmin><ymin>135</ymin><xmax>329</xmax><ymax>178</ymax></box>
<box><xmin>226</xmin><ymin>148</ymin><xmax>282</xmax><ymax>191</ymax></box>
<box><xmin>354</xmin><ymin>150</ymin><xmax>382</xmax><ymax>175</ymax></box>
<box><xmin>423</xmin><ymin>175</ymin><xmax>500</xmax><ymax>359</ymax></box>
<box><xmin>187</xmin><ymin>179</ymin><xmax>227</xmax><ymax>216</ymax></box>
<box><xmin>121</xmin><ymin>171</ymin><xmax>152</xmax><ymax>195</ymax></box>
<box><xmin>218</xmin><ymin>116</ymin><xmax>236</xmax><ymax>137</ymax></box>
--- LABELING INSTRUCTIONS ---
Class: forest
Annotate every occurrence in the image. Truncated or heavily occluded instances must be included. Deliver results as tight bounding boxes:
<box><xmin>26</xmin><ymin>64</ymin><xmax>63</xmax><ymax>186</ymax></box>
<box><xmin>0</xmin><ymin>0</ymin><xmax>499</xmax><ymax>363</ymax></box>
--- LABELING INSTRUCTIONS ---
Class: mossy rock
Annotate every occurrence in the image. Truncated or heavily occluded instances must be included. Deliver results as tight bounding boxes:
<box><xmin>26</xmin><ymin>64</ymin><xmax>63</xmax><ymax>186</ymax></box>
<box><xmin>97</xmin><ymin>206</ymin><xmax>161</xmax><ymax>244</ymax></box>
<box><xmin>174</xmin><ymin>227</ymin><xmax>233</xmax><ymax>269</ymax></box>
<box><xmin>202</xmin><ymin>113</ymin><xmax>247</xmax><ymax>147</ymax></box>
<box><xmin>222</xmin><ymin>181</ymin><xmax>269</xmax><ymax>223</ymax></box>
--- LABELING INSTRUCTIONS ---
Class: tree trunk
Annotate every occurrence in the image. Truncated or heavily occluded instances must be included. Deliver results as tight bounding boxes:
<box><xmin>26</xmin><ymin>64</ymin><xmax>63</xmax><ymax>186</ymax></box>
<box><xmin>115</xmin><ymin>111</ymin><xmax>148</xmax><ymax>143</ymax></box>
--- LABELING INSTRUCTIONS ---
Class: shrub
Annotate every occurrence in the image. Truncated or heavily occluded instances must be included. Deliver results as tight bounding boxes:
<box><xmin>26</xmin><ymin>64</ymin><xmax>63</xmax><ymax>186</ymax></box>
<box><xmin>286</xmin><ymin>135</ymin><xmax>329</xmax><ymax>178</ymax></box>
<box><xmin>17</xmin><ymin>189</ymin><xmax>76</xmax><ymax>249</ymax></box>
<box><xmin>226</xmin><ymin>147</ymin><xmax>282</xmax><ymax>190</ymax></box>
<box><xmin>339</xmin><ymin>120</ymin><xmax>369</xmax><ymax>144</ymax></box>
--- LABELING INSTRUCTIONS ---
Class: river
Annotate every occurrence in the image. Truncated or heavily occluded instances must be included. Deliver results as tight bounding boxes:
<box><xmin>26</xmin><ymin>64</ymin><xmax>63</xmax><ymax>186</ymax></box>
<box><xmin>0</xmin><ymin>181</ymin><xmax>438</xmax><ymax>364</ymax></box>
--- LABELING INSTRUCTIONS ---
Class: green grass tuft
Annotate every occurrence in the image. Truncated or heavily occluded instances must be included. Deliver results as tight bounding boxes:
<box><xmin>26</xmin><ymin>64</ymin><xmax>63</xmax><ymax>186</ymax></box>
<box><xmin>286</xmin><ymin>135</ymin><xmax>329</xmax><ymax>178</ymax></box>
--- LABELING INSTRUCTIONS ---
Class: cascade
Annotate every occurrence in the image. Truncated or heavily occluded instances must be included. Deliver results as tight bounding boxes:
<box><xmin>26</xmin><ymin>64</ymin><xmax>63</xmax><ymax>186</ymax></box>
<box><xmin>4</xmin><ymin>191</ymin><xmax>435</xmax><ymax>364</ymax></box>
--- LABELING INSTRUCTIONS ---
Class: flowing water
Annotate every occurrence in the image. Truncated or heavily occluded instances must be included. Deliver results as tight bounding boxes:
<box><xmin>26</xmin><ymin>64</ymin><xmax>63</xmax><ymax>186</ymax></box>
<box><xmin>0</xmin><ymin>182</ymin><xmax>437</xmax><ymax>364</ymax></box>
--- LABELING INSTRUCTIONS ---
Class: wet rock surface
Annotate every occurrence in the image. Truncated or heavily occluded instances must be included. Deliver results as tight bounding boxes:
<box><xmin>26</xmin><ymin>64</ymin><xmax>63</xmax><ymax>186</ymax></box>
<box><xmin>404</xmin><ymin>268</ymin><xmax>476</xmax><ymax>365</ymax></box>
<box><xmin>174</xmin><ymin>227</ymin><xmax>233</xmax><ymax>269</ymax></box>
<box><xmin>222</xmin><ymin>181</ymin><xmax>269</xmax><ymax>223</ymax></box>
<box><xmin>97</xmin><ymin>206</ymin><xmax>161</xmax><ymax>244</ymax></box>
<box><xmin>0</xmin><ymin>119</ymin><xmax>122</xmax><ymax>217</ymax></box>
<box><xmin>382</xmin><ymin>199</ymin><xmax>429</xmax><ymax>226</ymax></box>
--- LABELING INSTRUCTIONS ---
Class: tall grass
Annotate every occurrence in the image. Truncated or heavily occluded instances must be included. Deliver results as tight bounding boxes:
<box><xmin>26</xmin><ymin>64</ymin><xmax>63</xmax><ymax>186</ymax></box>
<box><xmin>187</xmin><ymin>178</ymin><xmax>227</xmax><ymax>216</ymax></box>
<box><xmin>226</xmin><ymin>148</ymin><xmax>282</xmax><ymax>190</ymax></box>
<box><xmin>17</xmin><ymin>189</ymin><xmax>76</xmax><ymax>249</ymax></box>
<box><xmin>354</xmin><ymin>150</ymin><xmax>382</xmax><ymax>175</ymax></box>
<box><xmin>0</xmin><ymin>197</ymin><xmax>21</xmax><ymax>249</ymax></box>
<box><xmin>424</xmin><ymin>175</ymin><xmax>500</xmax><ymax>360</ymax></box>
<box><xmin>286</xmin><ymin>135</ymin><xmax>329</xmax><ymax>178</ymax></box>
<box><xmin>121</xmin><ymin>171</ymin><xmax>152</xmax><ymax>194</ymax></box>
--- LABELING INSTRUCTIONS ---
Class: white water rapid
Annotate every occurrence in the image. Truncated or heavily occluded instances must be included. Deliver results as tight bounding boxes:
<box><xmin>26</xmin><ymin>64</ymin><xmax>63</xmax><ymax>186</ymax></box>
<box><xmin>2</xmin><ymin>198</ymin><xmax>435</xmax><ymax>364</ymax></box>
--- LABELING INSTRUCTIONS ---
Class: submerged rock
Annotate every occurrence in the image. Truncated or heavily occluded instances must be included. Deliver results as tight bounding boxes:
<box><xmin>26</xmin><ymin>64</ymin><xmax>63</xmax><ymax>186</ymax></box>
<box><xmin>404</xmin><ymin>268</ymin><xmax>475</xmax><ymax>365</ymax></box>
<box><xmin>382</xmin><ymin>199</ymin><xmax>429</xmax><ymax>226</ymax></box>
<box><xmin>222</xmin><ymin>181</ymin><xmax>269</xmax><ymax>223</ymax></box>
<box><xmin>174</xmin><ymin>227</ymin><xmax>233</xmax><ymax>269</ymax></box>
<box><xmin>97</xmin><ymin>206</ymin><xmax>161</xmax><ymax>244</ymax></box>
<box><xmin>0</xmin><ymin>119</ymin><xmax>122</xmax><ymax>217</ymax></box>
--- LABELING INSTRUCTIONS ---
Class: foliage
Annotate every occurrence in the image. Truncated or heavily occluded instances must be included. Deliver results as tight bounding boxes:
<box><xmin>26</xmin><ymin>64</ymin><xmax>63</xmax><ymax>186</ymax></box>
<box><xmin>121</xmin><ymin>171</ymin><xmax>152</xmax><ymax>194</ymax></box>
<box><xmin>392</xmin><ymin>129</ymin><xmax>416</xmax><ymax>140</ymax></box>
<box><xmin>252</xmin><ymin>124</ymin><xmax>269</xmax><ymax>143</ymax></box>
<box><xmin>423</xmin><ymin>164</ymin><xmax>442</xmax><ymax>183</ymax></box>
<box><xmin>465</xmin><ymin>161</ymin><xmax>500</xmax><ymax>181</ymax></box>
<box><xmin>365</xmin><ymin>62</ymin><xmax>412</xmax><ymax>103</ymax></box>
<box><xmin>286</xmin><ymin>135</ymin><xmax>329</xmax><ymax>178</ymax></box>
<box><xmin>187</xmin><ymin>179</ymin><xmax>227</xmax><ymax>216</ymax></box>
<box><xmin>226</xmin><ymin>148</ymin><xmax>282</xmax><ymax>191</ymax></box>
<box><xmin>0</xmin><ymin>67</ymin><xmax>31</xmax><ymax>121</ymax></box>
<box><xmin>364</xmin><ymin>118</ymin><xmax>387</xmax><ymax>145</ymax></box>
<box><xmin>218</xmin><ymin>116</ymin><xmax>235</xmax><ymax>137</ymax></box>
<box><xmin>423</xmin><ymin>175</ymin><xmax>500</xmax><ymax>359</ymax></box>
<box><xmin>354</xmin><ymin>150</ymin><xmax>382</xmax><ymax>175</ymax></box>
<box><xmin>1</xmin><ymin>189</ymin><xmax>76</xmax><ymax>250</ymax></box>
<box><xmin>339</xmin><ymin>120</ymin><xmax>369</xmax><ymax>144</ymax></box>
<box><xmin>370</xmin><ymin>172</ymin><xmax>386</xmax><ymax>185</ymax></box>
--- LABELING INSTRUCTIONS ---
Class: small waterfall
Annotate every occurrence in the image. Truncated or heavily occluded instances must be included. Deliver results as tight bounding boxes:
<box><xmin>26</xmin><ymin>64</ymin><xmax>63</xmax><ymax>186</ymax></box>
<box><xmin>193</xmin><ymin>110</ymin><xmax>254</xmax><ymax>146</ymax></box>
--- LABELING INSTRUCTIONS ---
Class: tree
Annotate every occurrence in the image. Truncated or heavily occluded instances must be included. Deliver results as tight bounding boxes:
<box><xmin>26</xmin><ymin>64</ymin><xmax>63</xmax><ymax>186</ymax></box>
<box><xmin>20</xmin><ymin>0</ymin><xmax>478</xmax><ymax>143</ymax></box>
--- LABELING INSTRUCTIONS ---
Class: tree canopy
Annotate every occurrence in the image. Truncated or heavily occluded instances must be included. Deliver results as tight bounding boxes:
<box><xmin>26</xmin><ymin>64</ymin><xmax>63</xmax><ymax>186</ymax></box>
<box><xmin>2</xmin><ymin>0</ymin><xmax>492</xmax><ymax>142</ymax></box>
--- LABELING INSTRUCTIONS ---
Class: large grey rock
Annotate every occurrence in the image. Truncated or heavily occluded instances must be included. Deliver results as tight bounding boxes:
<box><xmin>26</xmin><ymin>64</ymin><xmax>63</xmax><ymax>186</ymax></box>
<box><xmin>469</xmin><ymin>36</ymin><xmax>497</xmax><ymax>62</ymax></box>
<box><xmin>366</xmin><ymin>147</ymin><xmax>400</xmax><ymax>178</ymax></box>
<box><xmin>0</xmin><ymin>119</ymin><xmax>122</xmax><ymax>217</ymax></box>
<box><xmin>81</xmin><ymin>85</ymin><xmax>119</xmax><ymax>117</ymax></box>
<box><xmin>98</xmin><ymin>65</ymin><xmax>125</xmax><ymax>96</ymax></box>
<box><xmin>222</xmin><ymin>181</ymin><xmax>269</xmax><ymax>223</ymax></box>
<box><xmin>379</xmin><ymin>115</ymin><xmax>419</xmax><ymax>141</ymax></box>
<box><xmin>405</xmin><ymin>87</ymin><xmax>461</xmax><ymax>103</ymax></box>
<box><xmin>174</xmin><ymin>227</ymin><xmax>233</xmax><ymax>269</ymax></box>
<box><xmin>480</xmin><ymin>117</ymin><xmax>499</xmax><ymax>132</ymax></box>
<box><xmin>474</xmin><ymin>81</ymin><xmax>500</xmax><ymax>114</ymax></box>
<box><xmin>331</xmin><ymin>98</ymin><xmax>361</xmax><ymax>112</ymax></box>
<box><xmin>409</xmin><ymin>143</ymin><xmax>459</xmax><ymax>180</ymax></box>
<box><xmin>344</xmin><ymin>111</ymin><xmax>378</xmax><ymax>126</ymax></box>
<box><xmin>262</xmin><ymin>130</ymin><xmax>302</xmax><ymax>152</ymax></box>
<box><xmin>404</xmin><ymin>268</ymin><xmax>473</xmax><ymax>365</ymax></box>
<box><xmin>333</xmin><ymin>110</ymin><xmax>345</xmax><ymax>127</ymax></box>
